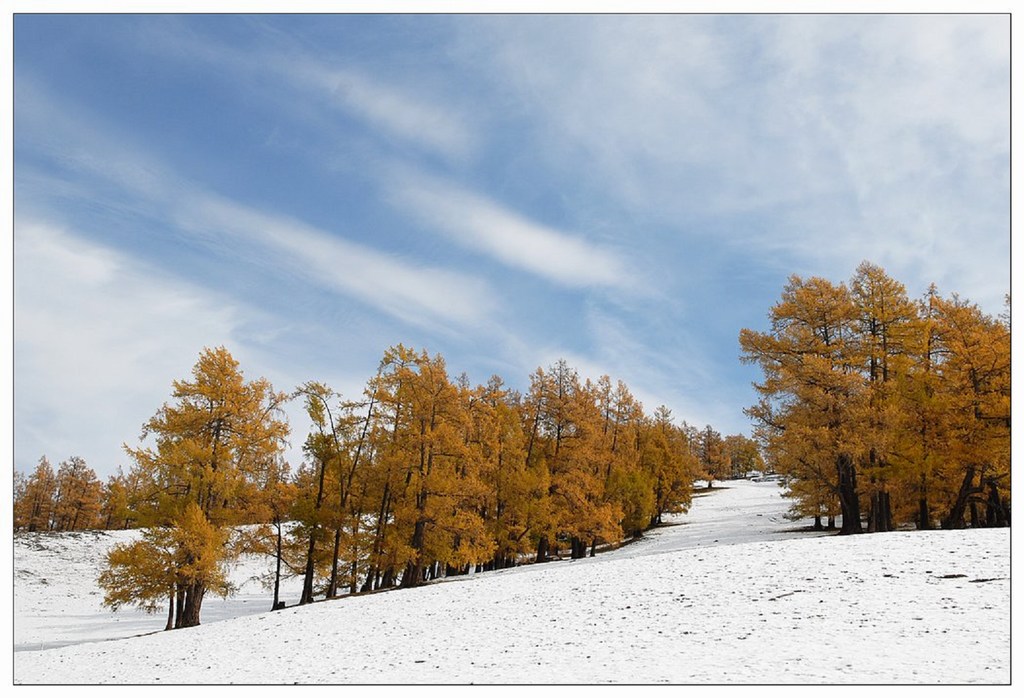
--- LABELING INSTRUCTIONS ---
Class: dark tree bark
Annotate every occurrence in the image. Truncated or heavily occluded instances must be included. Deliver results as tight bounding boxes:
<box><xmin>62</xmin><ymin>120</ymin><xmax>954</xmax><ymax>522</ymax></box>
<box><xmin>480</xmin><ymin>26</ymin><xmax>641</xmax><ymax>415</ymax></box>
<box><xmin>165</xmin><ymin>589</ymin><xmax>175</xmax><ymax>631</ymax></box>
<box><xmin>536</xmin><ymin>535</ymin><xmax>549</xmax><ymax>563</ymax></box>
<box><xmin>272</xmin><ymin>520</ymin><xmax>283</xmax><ymax>610</ymax></box>
<box><xmin>327</xmin><ymin>526</ymin><xmax>342</xmax><ymax>598</ymax></box>
<box><xmin>942</xmin><ymin>466</ymin><xmax>979</xmax><ymax>530</ymax></box>
<box><xmin>918</xmin><ymin>496</ymin><xmax>931</xmax><ymax>530</ymax></box>
<box><xmin>178</xmin><ymin>581</ymin><xmax>205</xmax><ymax>628</ymax></box>
<box><xmin>300</xmin><ymin>446</ymin><xmax>331</xmax><ymax>605</ymax></box>
<box><xmin>836</xmin><ymin>453</ymin><xmax>862</xmax><ymax>535</ymax></box>
<box><xmin>350</xmin><ymin>558</ymin><xmax>360</xmax><ymax>595</ymax></box>
<box><xmin>985</xmin><ymin>480</ymin><xmax>1009</xmax><ymax>527</ymax></box>
<box><xmin>868</xmin><ymin>491</ymin><xmax>893</xmax><ymax>533</ymax></box>
<box><xmin>402</xmin><ymin>518</ymin><xmax>428</xmax><ymax>587</ymax></box>
<box><xmin>299</xmin><ymin>530</ymin><xmax>319</xmax><ymax>605</ymax></box>
<box><xmin>174</xmin><ymin>586</ymin><xmax>185</xmax><ymax>628</ymax></box>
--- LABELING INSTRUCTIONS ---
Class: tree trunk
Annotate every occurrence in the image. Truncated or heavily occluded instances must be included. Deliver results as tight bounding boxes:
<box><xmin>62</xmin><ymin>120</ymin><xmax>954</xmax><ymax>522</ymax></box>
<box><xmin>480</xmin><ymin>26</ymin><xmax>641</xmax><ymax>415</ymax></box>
<box><xmin>536</xmin><ymin>535</ymin><xmax>549</xmax><ymax>563</ymax></box>
<box><xmin>327</xmin><ymin>526</ymin><xmax>342</xmax><ymax>598</ymax></box>
<box><xmin>918</xmin><ymin>496</ymin><xmax>931</xmax><ymax>530</ymax></box>
<box><xmin>174</xmin><ymin>586</ymin><xmax>185</xmax><ymax>628</ymax></box>
<box><xmin>942</xmin><ymin>466</ymin><xmax>977</xmax><ymax>530</ymax></box>
<box><xmin>272</xmin><ymin>521</ymin><xmax>283</xmax><ymax>610</ymax></box>
<box><xmin>403</xmin><ymin>519</ymin><xmax>427</xmax><ymax>587</ymax></box>
<box><xmin>868</xmin><ymin>490</ymin><xmax>893</xmax><ymax>533</ymax></box>
<box><xmin>300</xmin><ymin>530</ymin><xmax>318</xmax><ymax>605</ymax></box>
<box><xmin>813</xmin><ymin>515</ymin><xmax>823</xmax><ymax>531</ymax></box>
<box><xmin>836</xmin><ymin>453</ymin><xmax>862</xmax><ymax>535</ymax></box>
<box><xmin>349</xmin><ymin>516</ymin><xmax>361</xmax><ymax>594</ymax></box>
<box><xmin>360</xmin><ymin>566</ymin><xmax>376</xmax><ymax>593</ymax></box>
<box><xmin>985</xmin><ymin>480</ymin><xmax>1009</xmax><ymax>527</ymax></box>
<box><xmin>165</xmin><ymin>589</ymin><xmax>175</xmax><ymax>631</ymax></box>
<box><xmin>178</xmin><ymin>581</ymin><xmax>205</xmax><ymax>628</ymax></box>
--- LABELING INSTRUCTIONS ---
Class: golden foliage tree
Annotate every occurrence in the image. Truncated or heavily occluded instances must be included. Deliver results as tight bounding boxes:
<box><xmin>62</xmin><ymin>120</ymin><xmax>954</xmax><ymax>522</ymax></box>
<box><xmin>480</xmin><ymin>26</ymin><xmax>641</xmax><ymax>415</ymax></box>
<box><xmin>742</xmin><ymin>263</ymin><xmax>1009</xmax><ymax>533</ymax></box>
<box><xmin>14</xmin><ymin>457</ymin><xmax>57</xmax><ymax>532</ymax></box>
<box><xmin>100</xmin><ymin>347</ymin><xmax>289</xmax><ymax>628</ymax></box>
<box><xmin>740</xmin><ymin>274</ymin><xmax>868</xmax><ymax>534</ymax></box>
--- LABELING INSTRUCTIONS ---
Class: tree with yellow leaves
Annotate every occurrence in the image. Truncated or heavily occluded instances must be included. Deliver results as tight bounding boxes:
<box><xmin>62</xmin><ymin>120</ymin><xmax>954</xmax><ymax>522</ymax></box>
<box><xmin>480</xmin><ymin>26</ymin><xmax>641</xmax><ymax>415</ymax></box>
<box><xmin>849</xmin><ymin>261</ymin><xmax>921</xmax><ymax>532</ymax></box>
<box><xmin>100</xmin><ymin>347</ymin><xmax>289</xmax><ymax>628</ymax></box>
<box><xmin>742</xmin><ymin>264</ymin><xmax>1009</xmax><ymax>534</ymax></box>
<box><xmin>14</xmin><ymin>457</ymin><xmax>57</xmax><ymax>532</ymax></box>
<box><xmin>741</xmin><ymin>274</ymin><xmax>867</xmax><ymax>534</ymax></box>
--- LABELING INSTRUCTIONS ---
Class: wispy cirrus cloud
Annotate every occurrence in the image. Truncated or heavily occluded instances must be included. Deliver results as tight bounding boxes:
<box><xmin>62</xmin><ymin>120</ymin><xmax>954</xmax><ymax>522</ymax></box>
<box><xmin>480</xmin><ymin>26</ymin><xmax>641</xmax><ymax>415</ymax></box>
<box><xmin>14</xmin><ymin>75</ymin><xmax>500</xmax><ymax>476</ymax></box>
<box><xmin>127</xmin><ymin>17</ymin><xmax>480</xmax><ymax>162</ymax></box>
<box><xmin>14</xmin><ymin>220</ymin><xmax>250</xmax><ymax>472</ymax></box>
<box><xmin>390</xmin><ymin>169</ymin><xmax>637</xmax><ymax>291</ymax></box>
<box><xmin>456</xmin><ymin>15</ymin><xmax>1009</xmax><ymax>310</ymax></box>
<box><xmin>15</xmin><ymin>75</ymin><xmax>497</xmax><ymax>333</ymax></box>
<box><xmin>179</xmin><ymin>195</ymin><xmax>497</xmax><ymax>330</ymax></box>
<box><xmin>285</xmin><ymin>60</ymin><xmax>479</xmax><ymax>161</ymax></box>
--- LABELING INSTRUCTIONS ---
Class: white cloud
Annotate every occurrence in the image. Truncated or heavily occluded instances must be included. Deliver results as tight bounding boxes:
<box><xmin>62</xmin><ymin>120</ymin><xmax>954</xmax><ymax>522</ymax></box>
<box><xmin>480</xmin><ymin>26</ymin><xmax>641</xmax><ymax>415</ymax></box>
<box><xmin>14</xmin><ymin>221</ymin><xmax>248</xmax><ymax>475</ymax></box>
<box><xmin>391</xmin><ymin>170</ymin><xmax>636</xmax><ymax>291</ymax></box>
<box><xmin>16</xmin><ymin>77</ymin><xmax>499</xmax><ymax>333</ymax></box>
<box><xmin>288</xmin><ymin>61</ymin><xmax>479</xmax><ymax>161</ymax></box>
<box><xmin>459</xmin><ymin>14</ymin><xmax>1009</xmax><ymax>310</ymax></box>
<box><xmin>127</xmin><ymin>21</ymin><xmax>480</xmax><ymax>162</ymax></box>
<box><xmin>182</xmin><ymin>194</ymin><xmax>498</xmax><ymax>331</ymax></box>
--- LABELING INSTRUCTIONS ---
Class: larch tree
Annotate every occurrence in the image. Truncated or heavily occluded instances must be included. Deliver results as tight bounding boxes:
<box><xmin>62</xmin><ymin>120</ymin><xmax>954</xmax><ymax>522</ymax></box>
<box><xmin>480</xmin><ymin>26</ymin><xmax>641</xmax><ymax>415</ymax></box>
<box><xmin>642</xmin><ymin>406</ymin><xmax>697</xmax><ymax>526</ymax></box>
<box><xmin>722</xmin><ymin>434</ymin><xmax>764</xmax><ymax>479</ymax></box>
<box><xmin>742</xmin><ymin>264</ymin><xmax>1009</xmax><ymax>534</ymax></box>
<box><xmin>51</xmin><ymin>456</ymin><xmax>103</xmax><ymax>531</ymax></box>
<box><xmin>100</xmin><ymin>467</ymin><xmax>135</xmax><ymax>530</ymax></box>
<box><xmin>850</xmin><ymin>261</ymin><xmax>920</xmax><ymax>532</ymax></box>
<box><xmin>293</xmin><ymin>381</ymin><xmax>344</xmax><ymax>605</ymax></box>
<box><xmin>100</xmin><ymin>347</ymin><xmax>289</xmax><ymax>629</ymax></box>
<box><xmin>14</xmin><ymin>457</ymin><xmax>57</xmax><ymax>532</ymax></box>
<box><xmin>473</xmin><ymin>376</ymin><xmax>542</xmax><ymax>570</ymax></box>
<box><xmin>930</xmin><ymin>293</ymin><xmax>1010</xmax><ymax>529</ymax></box>
<box><xmin>740</xmin><ymin>274</ymin><xmax>866</xmax><ymax>534</ymax></box>
<box><xmin>598</xmin><ymin>378</ymin><xmax>652</xmax><ymax>541</ymax></box>
<box><xmin>233</xmin><ymin>456</ymin><xmax>297</xmax><ymax>611</ymax></box>
<box><xmin>698</xmin><ymin>425</ymin><xmax>728</xmax><ymax>488</ymax></box>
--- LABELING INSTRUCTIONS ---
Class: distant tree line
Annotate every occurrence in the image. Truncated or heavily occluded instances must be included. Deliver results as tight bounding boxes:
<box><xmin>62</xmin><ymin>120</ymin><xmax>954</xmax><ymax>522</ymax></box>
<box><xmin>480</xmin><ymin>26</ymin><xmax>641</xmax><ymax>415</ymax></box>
<box><xmin>740</xmin><ymin>261</ymin><xmax>1010</xmax><ymax>534</ymax></box>
<box><xmin>14</xmin><ymin>455</ymin><xmax>107</xmax><ymax>533</ymax></box>
<box><xmin>14</xmin><ymin>346</ymin><xmax>760</xmax><ymax>629</ymax></box>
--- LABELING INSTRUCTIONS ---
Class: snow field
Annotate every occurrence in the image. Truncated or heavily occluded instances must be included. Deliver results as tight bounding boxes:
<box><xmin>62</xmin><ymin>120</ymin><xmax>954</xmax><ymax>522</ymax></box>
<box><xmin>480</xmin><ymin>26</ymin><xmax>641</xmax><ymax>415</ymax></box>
<box><xmin>12</xmin><ymin>481</ymin><xmax>1010</xmax><ymax>683</ymax></box>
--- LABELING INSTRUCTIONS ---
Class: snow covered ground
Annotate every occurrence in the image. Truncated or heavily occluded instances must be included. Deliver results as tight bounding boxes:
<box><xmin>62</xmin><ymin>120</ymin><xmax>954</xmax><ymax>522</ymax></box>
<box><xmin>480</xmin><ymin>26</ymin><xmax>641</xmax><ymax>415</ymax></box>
<box><xmin>11</xmin><ymin>480</ymin><xmax>1011</xmax><ymax>684</ymax></box>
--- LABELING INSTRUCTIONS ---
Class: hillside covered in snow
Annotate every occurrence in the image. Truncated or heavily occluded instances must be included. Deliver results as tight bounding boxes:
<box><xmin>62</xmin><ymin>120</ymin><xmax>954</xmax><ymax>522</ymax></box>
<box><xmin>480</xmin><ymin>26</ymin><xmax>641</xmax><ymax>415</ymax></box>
<box><xmin>13</xmin><ymin>480</ymin><xmax>1010</xmax><ymax>684</ymax></box>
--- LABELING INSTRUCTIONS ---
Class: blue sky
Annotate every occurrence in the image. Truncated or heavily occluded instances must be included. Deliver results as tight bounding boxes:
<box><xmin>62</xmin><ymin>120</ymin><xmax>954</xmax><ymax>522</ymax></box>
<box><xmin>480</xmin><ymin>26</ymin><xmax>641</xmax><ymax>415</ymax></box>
<box><xmin>12</xmin><ymin>13</ymin><xmax>1011</xmax><ymax>479</ymax></box>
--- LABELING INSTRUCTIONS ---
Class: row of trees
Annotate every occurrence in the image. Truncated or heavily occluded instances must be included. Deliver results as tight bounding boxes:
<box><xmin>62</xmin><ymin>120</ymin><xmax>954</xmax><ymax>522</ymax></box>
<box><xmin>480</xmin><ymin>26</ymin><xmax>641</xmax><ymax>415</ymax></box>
<box><xmin>22</xmin><ymin>346</ymin><xmax>753</xmax><ymax>629</ymax></box>
<box><xmin>740</xmin><ymin>262</ymin><xmax>1010</xmax><ymax>534</ymax></box>
<box><xmin>14</xmin><ymin>425</ymin><xmax>759</xmax><ymax>539</ymax></box>
<box><xmin>14</xmin><ymin>456</ymin><xmax>106</xmax><ymax>533</ymax></box>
